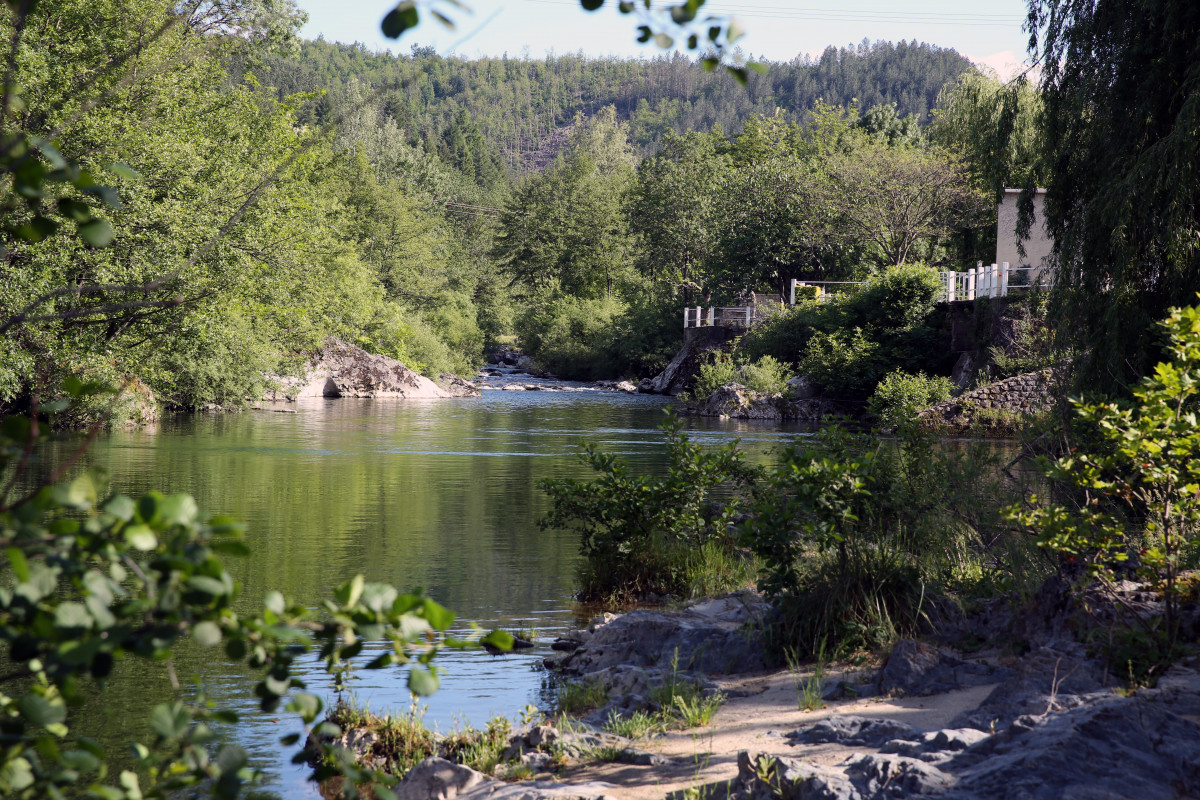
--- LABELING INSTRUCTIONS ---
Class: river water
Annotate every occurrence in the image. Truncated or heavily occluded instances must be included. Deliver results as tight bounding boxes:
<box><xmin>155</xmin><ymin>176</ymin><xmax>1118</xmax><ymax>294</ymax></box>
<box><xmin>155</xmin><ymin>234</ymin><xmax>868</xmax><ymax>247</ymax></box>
<box><xmin>71</xmin><ymin>377</ymin><xmax>813</xmax><ymax>797</ymax></box>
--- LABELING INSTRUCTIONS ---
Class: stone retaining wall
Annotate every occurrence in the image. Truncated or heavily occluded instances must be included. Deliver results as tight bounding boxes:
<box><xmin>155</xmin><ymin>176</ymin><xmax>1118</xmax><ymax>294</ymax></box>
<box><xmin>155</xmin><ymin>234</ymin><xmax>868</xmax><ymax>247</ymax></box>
<box><xmin>920</xmin><ymin>367</ymin><xmax>1062</xmax><ymax>430</ymax></box>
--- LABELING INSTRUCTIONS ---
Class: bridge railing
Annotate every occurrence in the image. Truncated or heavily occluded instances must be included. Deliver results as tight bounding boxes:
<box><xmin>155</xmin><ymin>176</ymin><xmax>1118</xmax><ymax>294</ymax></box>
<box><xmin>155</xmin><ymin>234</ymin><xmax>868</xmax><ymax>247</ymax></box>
<box><xmin>683</xmin><ymin>306</ymin><xmax>767</xmax><ymax>329</ymax></box>
<box><xmin>937</xmin><ymin>262</ymin><xmax>1046</xmax><ymax>302</ymax></box>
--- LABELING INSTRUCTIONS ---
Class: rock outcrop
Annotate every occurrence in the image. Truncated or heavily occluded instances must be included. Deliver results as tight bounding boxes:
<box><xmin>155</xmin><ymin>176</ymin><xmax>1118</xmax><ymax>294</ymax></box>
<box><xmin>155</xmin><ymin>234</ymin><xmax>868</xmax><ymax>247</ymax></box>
<box><xmin>262</xmin><ymin>338</ymin><xmax>451</xmax><ymax>400</ymax></box>
<box><xmin>705</xmin><ymin>679</ymin><xmax>1200</xmax><ymax>800</ymax></box>
<box><xmin>439</xmin><ymin>372</ymin><xmax>482</xmax><ymax>398</ymax></box>
<box><xmin>689</xmin><ymin>383</ymin><xmax>841</xmax><ymax>422</ymax></box>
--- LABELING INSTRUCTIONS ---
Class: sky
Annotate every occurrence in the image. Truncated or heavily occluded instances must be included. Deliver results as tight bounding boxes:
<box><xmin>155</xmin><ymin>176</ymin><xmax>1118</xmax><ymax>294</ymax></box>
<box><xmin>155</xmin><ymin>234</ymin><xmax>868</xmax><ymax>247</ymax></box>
<box><xmin>297</xmin><ymin>0</ymin><xmax>1035</xmax><ymax>78</ymax></box>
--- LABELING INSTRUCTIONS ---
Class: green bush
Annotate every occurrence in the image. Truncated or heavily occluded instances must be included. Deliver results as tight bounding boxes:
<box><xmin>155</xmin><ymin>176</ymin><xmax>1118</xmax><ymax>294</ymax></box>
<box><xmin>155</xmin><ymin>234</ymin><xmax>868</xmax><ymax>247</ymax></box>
<box><xmin>738</xmin><ymin>300</ymin><xmax>832</xmax><ymax>366</ymax></box>
<box><xmin>689</xmin><ymin>351</ymin><xmax>795</xmax><ymax>399</ymax></box>
<box><xmin>867</xmin><ymin>370</ymin><xmax>954</xmax><ymax>426</ymax></box>
<box><xmin>797</xmin><ymin>327</ymin><xmax>884</xmax><ymax>399</ymax></box>
<box><xmin>514</xmin><ymin>294</ymin><xmax>627</xmax><ymax>380</ymax></box>
<box><xmin>538</xmin><ymin>412</ymin><xmax>758</xmax><ymax>602</ymax></box>
<box><xmin>1012</xmin><ymin>304</ymin><xmax>1200</xmax><ymax>652</ymax></box>
<box><xmin>743</xmin><ymin>424</ymin><xmax>1032</xmax><ymax>657</ymax></box>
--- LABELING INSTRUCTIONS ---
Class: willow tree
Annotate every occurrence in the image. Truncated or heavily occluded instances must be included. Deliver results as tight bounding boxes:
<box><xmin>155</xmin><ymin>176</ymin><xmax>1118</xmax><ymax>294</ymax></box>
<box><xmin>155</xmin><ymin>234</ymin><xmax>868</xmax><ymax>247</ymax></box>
<box><xmin>1028</xmin><ymin>0</ymin><xmax>1200</xmax><ymax>394</ymax></box>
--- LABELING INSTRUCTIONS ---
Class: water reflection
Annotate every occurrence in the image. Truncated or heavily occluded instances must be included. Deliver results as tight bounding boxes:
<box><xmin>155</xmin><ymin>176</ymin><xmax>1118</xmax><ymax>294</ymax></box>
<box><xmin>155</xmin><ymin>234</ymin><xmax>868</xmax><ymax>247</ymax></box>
<box><xmin>64</xmin><ymin>387</ymin><xmax>811</xmax><ymax>798</ymax></box>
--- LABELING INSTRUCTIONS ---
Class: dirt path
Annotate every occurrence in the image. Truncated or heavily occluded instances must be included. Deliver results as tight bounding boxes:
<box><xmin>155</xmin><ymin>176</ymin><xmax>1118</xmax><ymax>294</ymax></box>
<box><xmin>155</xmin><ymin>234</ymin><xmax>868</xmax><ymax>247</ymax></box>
<box><xmin>559</xmin><ymin>668</ymin><xmax>1000</xmax><ymax>799</ymax></box>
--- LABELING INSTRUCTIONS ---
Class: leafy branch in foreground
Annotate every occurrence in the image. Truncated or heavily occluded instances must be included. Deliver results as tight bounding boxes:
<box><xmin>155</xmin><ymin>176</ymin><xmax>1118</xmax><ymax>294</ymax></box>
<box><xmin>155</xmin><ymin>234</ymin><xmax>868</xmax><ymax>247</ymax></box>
<box><xmin>0</xmin><ymin>383</ymin><xmax>493</xmax><ymax>799</ymax></box>
<box><xmin>1011</xmin><ymin>303</ymin><xmax>1200</xmax><ymax>649</ymax></box>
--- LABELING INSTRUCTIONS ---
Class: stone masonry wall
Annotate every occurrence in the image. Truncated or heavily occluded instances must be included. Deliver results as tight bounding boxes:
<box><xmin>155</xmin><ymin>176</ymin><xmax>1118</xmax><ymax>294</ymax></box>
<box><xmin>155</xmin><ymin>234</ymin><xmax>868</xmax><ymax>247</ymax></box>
<box><xmin>920</xmin><ymin>368</ymin><xmax>1062</xmax><ymax>429</ymax></box>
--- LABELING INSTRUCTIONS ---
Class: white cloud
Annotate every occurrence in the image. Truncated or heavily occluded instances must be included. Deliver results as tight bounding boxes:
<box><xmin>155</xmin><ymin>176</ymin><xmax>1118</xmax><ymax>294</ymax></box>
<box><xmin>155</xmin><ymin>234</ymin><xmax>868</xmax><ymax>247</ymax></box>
<box><xmin>967</xmin><ymin>50</ymin><xmax>1033</xmax><ymax>81</ymax></box>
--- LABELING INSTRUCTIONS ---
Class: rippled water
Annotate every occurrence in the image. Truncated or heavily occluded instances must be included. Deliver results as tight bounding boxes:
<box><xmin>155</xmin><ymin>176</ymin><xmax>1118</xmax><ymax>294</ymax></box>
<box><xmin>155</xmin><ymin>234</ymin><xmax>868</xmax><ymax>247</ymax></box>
<box><xmin>65</xmin><ymin>377</ymin><xmax>813</xmax><ymax>797</ymax></box>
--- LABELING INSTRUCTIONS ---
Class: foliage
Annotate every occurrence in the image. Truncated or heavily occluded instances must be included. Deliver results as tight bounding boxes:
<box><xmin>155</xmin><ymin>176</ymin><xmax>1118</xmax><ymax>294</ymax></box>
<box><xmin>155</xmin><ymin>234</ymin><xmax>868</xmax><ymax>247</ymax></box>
<box><xmin>986</xmin><ymin>289</ymin><xmax>1059</xmax><ymax>380</ymax></box>
<box><xmin>1026</xmin><ymin>0</ymin><xmax>1200</xmax><ymax>395</ymax></box>
<box><xmin>1011</xmin><ymin>304</ymin><xmax>1200</xmax><ymax>645</ymax></box>
<box><xmin>742</xmin><ymin>424</ymin><xmax>1031</xmax><ymax>656</ymax></box>
<box><xmin>820</xmin><ymin>143</ymin><xmax>989</xmax><ymax>267</ymax></box>
<box><xmin>0</xmin><ymin>386</ymin><xmax>482</xmax><ymax>800</ymax></box>
<box><xmin>539</xmin><ymin>412</ymin><xmax>758</xmax><ymax>601</ymax></box>
<box><xmin>689</xmin><ymin>351</ymin><xmax>795</xmax><ymax>399</ymax></box>
<box><xmin>867</xmin><ymin>370</ymin><xmax>954</xmax><ymax>427</ymax></box>
<box><xmin>929</xmin><ymin>69</ymin><xmax>1045</xmax><ymax>203</ymax></box>
<box><xmin>513</xmin><ymin>294</ymin><xmax>628</xmax><ymax>380</ymax></box>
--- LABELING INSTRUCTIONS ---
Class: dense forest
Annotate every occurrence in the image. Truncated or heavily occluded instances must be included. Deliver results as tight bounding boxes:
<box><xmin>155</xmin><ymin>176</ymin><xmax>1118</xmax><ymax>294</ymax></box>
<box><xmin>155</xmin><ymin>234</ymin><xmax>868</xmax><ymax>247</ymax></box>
<box><xmin>0</xmin><ymin>0</ymin><xmax>1011</xmax><ymax>416</ymax></box>
<box><xmin>247</xmin><ymin>38</ymin><xmax>974</xmax><ymax>176</ymax></box>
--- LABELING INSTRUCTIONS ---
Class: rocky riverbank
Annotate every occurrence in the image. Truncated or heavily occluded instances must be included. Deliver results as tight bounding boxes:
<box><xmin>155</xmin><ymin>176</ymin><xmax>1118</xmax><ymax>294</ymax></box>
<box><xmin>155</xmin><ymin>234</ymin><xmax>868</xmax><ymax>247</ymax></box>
<box><xmin>321</xmin><ymin>580</ymin><xmax>1200</xmax><ymax>799</ymax></box>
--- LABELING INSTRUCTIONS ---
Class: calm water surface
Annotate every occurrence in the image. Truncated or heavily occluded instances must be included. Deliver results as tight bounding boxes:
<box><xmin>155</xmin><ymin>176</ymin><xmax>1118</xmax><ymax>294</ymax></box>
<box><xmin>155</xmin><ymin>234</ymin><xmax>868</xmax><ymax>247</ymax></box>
<box><xmin>72</xmin><ymin>379</ymin><xmax>813</xmax><ymax>797</ymax></box>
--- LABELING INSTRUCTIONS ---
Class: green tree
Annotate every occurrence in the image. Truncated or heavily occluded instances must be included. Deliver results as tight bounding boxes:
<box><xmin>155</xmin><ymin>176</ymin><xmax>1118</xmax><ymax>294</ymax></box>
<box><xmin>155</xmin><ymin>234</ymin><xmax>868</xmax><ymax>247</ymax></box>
<box><xmin>820</xmin><ymin>142</ymin><xmax>989</xmax><ymax>267</ymax></box>
<box><xmin>1026</xmin><ymin>0</ymin><xmax>1200</xmax><ymax>394</ymax></box>
<box><xmin>494</xmin><ymin>106</ymin><xmax>635</xmax><ymax>298</ymax></box>
<box><xmin>627</xmin><ymin>129</ymin><xmax>729</xmax><ymax>303</ymax></box>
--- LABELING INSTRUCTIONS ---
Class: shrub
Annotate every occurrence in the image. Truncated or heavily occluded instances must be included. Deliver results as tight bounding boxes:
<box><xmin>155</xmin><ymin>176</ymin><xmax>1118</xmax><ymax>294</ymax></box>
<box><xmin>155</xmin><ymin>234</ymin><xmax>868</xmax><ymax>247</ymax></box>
<box><xmin>539</xmin><ymin>412</ymin><xmax>758</xmax><ymax>602</ymax></box>
<box><xmin>743</xmin><ymin>424</ymin><xmax>1031</xmax><ymax>657</ymax></box>
<box><xmin>689</xmin><ymin>350</ymin><xmax>740</xmax><ymax>399</ymax></box>
<box><xmin>514</xmin><ymin>294</ymin><xmax>627</xmax><ymax>379</ymax></box>
<box><xmin>738</xmin><ymin>299</ymin><xmax>835</xmax><ymax>366</ymax></box>
<box><xmin>797</xmin><ymin>327</ymin><xmax>884</xmax><ymax>399</ymax></box>
<box><xmin>1011</xmin><ymin>304</ymin><xmax>1200</xmax><ymax>650</ymax></box>
<box><xmin>867</xmin><ymin>370</ymin><xmax>954</xmax><ymax>426</ymax></box>
<box><xmin>739</xmin><ymin>354</ymin><xmax>795</xmax><ymax>395</ymax></box>
<box><xmin>689</xmin><ymin>351</ymin><xmax>796</xmax><ymax>400</ymax></box>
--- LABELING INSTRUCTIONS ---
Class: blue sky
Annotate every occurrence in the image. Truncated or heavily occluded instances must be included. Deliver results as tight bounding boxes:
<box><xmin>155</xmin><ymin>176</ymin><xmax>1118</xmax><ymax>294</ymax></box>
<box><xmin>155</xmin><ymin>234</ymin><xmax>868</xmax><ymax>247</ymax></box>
<box><xmin>298</xmin><ymin>0</ymin><xmax>1034</xmax><ymax>76</ymax></box>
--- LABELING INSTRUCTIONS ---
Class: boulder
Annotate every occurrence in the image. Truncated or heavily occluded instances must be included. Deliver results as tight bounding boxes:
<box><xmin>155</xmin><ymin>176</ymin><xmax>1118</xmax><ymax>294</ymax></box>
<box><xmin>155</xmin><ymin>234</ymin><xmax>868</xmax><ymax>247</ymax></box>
<box><xmin>695</xmin><ymin>384</ymin><xmax>784</xmax><ymax>420</ymax></box>
<box><xmin>263</xmin><ymin>338</ymin><xmax>450</xmax><ymax>400</ymax></box>
<box><xmin>393</xmin><ymin>758</ymin><xmax>488</xmax><ymax>800</ymax></box>
<box><xmin>550</xmin><ymin>591</ymin><xmax>771</xmax><ymax>678</ymax></box>
<box><xmin>949</xmin><ymin>645</ymin><xmax>1112</xmax><ymax>731</ymax></box>
<box><xmin>877</xmin><ymin>639</ymin><xmax>1011</xmax><ymax>697</ymax></box>
<box><xmin>439</xmin><ymin>373</ymin><xmax>482</xmax><ymax>398</ymax></box>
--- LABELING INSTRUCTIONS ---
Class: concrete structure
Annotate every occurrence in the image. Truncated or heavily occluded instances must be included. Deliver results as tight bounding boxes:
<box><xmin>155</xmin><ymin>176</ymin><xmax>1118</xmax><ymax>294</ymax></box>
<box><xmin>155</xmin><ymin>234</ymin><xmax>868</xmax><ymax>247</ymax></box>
<box><xmin>997</xmin><ymin>188</ymin><xmax>1052</xmax><ymax>283</ymax></box>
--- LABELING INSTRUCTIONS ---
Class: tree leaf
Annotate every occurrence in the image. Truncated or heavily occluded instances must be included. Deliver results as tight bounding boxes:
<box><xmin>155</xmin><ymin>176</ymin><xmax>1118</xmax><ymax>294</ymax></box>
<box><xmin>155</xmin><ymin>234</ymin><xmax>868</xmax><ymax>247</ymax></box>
<box><xmin>149</xmin><ymin>702</ymin><xmax>191</xmax><ymax>740</ymax></box>
<box><xmin>407</xmin><ymin>666</ymin><xmax>440</xmax><ymax>696</ymax></box>
<box><xmin>192</xmin><ymin>621</ymin><xmax>222</xmax><ymax>647</ymax></box>
<box><xmin>18</xmin><ymin>694</ymin><xmax>67</xmax><ymax>727</ymax></box>
<box><xmin>381</xmin><ymin>2</ymin><xmax>419</xmax><ymax>38</ymax></box>
<box><xmin>77</xmin><ymin>218</ymin><xmax>113</xmax><ymax>247</ymax></box>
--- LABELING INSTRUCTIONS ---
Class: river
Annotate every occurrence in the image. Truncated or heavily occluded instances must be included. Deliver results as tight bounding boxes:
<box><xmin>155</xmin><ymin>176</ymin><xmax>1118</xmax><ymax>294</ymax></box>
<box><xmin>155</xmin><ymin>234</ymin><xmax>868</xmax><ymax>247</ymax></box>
<box><xmin>70</xmin><ymin>376</ymin><xmax>814</xmax><ymax>797</ymax></box>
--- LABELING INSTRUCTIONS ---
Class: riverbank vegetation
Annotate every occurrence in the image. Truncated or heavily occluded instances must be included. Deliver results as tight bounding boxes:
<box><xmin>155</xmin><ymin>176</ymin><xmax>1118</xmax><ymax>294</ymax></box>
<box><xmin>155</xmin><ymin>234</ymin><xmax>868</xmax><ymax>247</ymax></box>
<box><xmin>1</xmin><ymin>0</ymin><xmax>1019</xmax><ymax>420</ymax></box>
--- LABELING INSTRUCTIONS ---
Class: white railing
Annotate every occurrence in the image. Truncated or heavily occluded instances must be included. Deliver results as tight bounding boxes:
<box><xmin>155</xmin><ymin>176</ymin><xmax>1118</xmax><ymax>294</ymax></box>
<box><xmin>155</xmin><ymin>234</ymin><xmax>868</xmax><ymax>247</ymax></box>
<box><xmin>937</xmin><ymin>262</ymin><xmax>1044</xmax><ymax>302</ymax></box>
<box><xmin>683</xmin><ymin>306</ymin><xmax>763</xmax><ymax>329</ymax></box>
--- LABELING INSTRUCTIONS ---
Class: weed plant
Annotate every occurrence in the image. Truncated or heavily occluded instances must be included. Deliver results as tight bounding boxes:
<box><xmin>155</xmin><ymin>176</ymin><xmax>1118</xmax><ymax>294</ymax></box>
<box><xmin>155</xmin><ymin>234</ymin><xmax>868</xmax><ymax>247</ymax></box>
<box><xmin>787</xmin><ymin>645</ymin><xmax>828</xmax><ymax>711</ymax></box>
<box><xmin>602</xmin><ymin>710</ymin><xmax>663</xmax><ymax>739</ymax></box>
<box><xmin>556</xmin><ymin>679</ymin><xmax>608</xmax><ymax>714</ymax></box>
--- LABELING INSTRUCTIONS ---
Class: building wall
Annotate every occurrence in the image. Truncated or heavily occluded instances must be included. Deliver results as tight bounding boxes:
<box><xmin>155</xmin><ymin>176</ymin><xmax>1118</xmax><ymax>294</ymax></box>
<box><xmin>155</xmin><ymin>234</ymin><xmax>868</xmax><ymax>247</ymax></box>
<box><xmin>996</xmin><ymin>189</ymin><xmax>1053</xmax><ymax>283</ymax></box>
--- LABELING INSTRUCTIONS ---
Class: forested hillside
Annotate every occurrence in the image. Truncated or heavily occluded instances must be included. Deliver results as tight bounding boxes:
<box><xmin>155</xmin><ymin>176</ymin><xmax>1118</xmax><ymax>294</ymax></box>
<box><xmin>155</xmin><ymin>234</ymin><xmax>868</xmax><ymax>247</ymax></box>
<box><xmin>246</xmin><ymin>38</ymin><xmax>973</xmax><ymax>177</ymax></box>
<box><xmin>1</xmin><ymin>0</ymin><xmax>1003</xmax><ymax>418</ymax></box>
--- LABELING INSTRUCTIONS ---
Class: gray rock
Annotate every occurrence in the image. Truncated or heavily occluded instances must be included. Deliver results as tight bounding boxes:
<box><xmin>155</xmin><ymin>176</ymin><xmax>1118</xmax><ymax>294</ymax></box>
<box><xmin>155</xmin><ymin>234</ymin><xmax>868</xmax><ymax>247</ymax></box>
<box><xmin>552</xmin><ymin>591</ymin><xmax>770</xmax><ymax>677</ymax></box>
<box><xmin>845</xmin><ymin>754</ymin><xmax>954</xmax><ymax>796</ymax></box>
<box><xmin>949</xmin><ymin>646</ymin><xmax>1112</xmax><ymax>731</ymax></box>
<box><xmin>787</xmin><ymin>716</ymin><xmax>923</xmax><ymax>749</ymax></box>
<box><xmin>943</xmin><ymin>694</ymin><xmax>1200</xmax><ymax>799</ymax></box>
<box><xmin>877</xmin><ymin>639</ymin><xmax>1010</xmax><ymax>697</ymax></box>
<box><xmin>263</xmin><ymin>337</ymin><xmax>450</xmax><ymax>400</ymax></box>
<box><xmin>438</xmin><ymin>373</ymin><xmax>482</xmax><ymax>398</ymax></box>
<box><xmin>459</xmin><ymin>781</ymin><xmax>618</xmax><ymax>800</ymax></box>
<box><xmin>393</xmin><ymin>757</ymin><xmax>488</xmax><ymax>800</ymax></box>
<box><xmin>693</xmin><ymin>384</ymin><xmax>784</xmax><ymax>420</ymax></box>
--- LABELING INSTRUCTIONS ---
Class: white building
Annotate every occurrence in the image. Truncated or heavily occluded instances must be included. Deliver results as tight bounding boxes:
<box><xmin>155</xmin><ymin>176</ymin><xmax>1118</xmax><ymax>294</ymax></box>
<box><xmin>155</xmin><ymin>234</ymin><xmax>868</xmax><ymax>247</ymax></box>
<box><xmin>996</xmin><ymin>188</ymin><xmax>1052</xmax><ymax>284</ymax></box>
